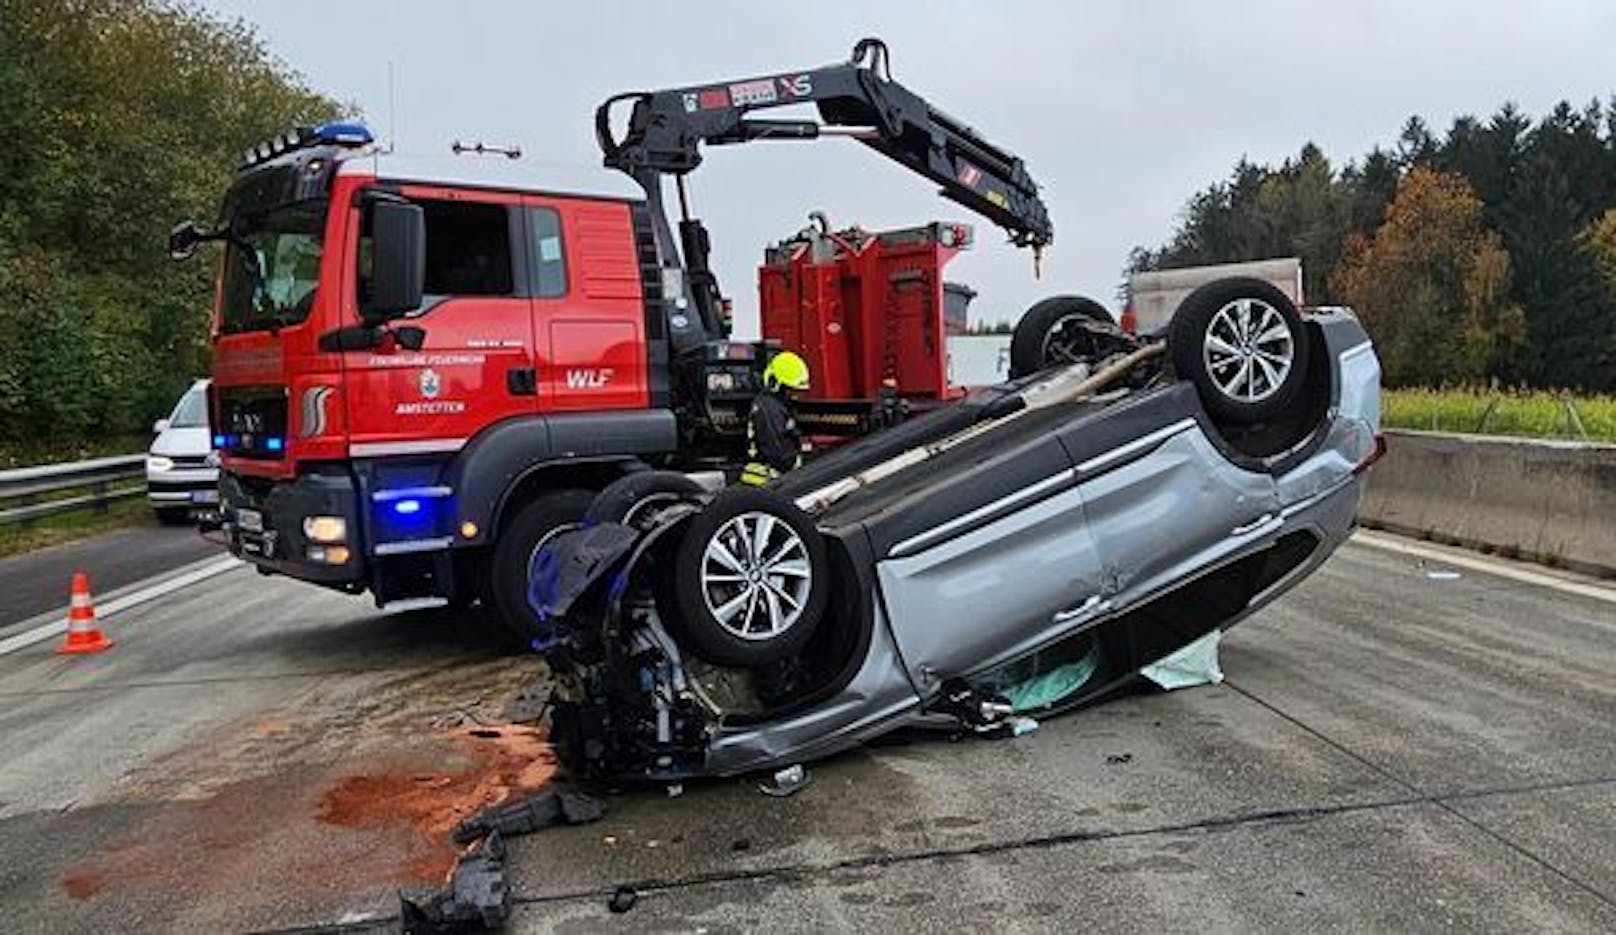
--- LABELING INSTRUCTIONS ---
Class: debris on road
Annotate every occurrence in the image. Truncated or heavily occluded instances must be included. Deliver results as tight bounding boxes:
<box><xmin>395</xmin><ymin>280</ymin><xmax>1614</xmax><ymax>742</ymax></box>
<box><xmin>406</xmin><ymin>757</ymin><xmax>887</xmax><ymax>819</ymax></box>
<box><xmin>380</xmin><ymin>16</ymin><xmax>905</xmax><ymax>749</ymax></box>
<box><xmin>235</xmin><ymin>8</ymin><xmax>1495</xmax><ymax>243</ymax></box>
<box><xmin>452</xmin><ymin>788</ymin><xmax>606</xmax><ymax>844</ymax></box>
<box><xmin>400</xmin><ymin>831</ymin><xmax>510</xmax><ymax>933</ymax></box>
<box><xmin>1425</xmin><ymin>569</ymin><xmax>1463</xmax><ymax>581</ymax></box>
<box><xmin>759</xmin><ymin>764</ymin><xmax>811</xmax><ymax>797</ymax></box>
<box><xmin>608</xmin><ymin>885</ymin><xmax>638</xmax><ymax>914</ymax></box>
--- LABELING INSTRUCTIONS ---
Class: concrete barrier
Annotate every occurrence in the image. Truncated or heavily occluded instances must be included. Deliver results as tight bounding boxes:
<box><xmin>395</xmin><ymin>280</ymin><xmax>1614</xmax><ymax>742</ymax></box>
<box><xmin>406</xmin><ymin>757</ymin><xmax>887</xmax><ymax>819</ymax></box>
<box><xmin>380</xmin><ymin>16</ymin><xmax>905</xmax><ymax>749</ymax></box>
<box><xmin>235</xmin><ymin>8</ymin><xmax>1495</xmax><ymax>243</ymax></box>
<box><xmin>1361</xmin><ymin>429</ymin><xmax>1616</xmax><ymax>577</ymax></box>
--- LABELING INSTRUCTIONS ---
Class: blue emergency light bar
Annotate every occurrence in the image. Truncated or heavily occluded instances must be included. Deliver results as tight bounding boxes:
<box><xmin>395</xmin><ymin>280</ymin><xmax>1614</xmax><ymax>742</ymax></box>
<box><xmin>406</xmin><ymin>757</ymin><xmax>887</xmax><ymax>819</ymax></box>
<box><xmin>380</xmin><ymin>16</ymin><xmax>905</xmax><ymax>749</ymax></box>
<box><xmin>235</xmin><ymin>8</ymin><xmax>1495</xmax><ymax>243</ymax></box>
<box><xmin>241</xmin><ymin>121</ymin><xmax>375</xmax><ymax>169</ymax></box>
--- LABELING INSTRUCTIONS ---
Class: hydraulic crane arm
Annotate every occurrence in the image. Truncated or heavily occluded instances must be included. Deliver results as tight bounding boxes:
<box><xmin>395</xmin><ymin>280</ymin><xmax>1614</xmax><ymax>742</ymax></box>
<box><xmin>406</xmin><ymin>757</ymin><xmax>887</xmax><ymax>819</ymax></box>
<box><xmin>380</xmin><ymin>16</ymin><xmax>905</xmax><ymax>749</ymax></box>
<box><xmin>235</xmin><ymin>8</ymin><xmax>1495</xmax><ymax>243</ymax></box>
<box><xmin>596</xmin><ymin>38</ymin><xmax>1054</xmax><ymax>354</ymax></box>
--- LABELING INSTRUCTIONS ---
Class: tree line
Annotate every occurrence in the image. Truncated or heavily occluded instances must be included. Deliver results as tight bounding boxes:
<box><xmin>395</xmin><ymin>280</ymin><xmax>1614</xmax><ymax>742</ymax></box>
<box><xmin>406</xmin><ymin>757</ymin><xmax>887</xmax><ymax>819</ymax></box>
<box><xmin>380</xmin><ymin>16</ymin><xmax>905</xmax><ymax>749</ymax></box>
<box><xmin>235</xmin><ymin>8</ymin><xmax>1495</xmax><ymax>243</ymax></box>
<box><xmin>1128</xmin><ymin>102</ymin><xmax>1616</xmax><ymax>390</ymax></box>
<box><xmin>0</xmin><ymin>0</ymin><xmax>339</xmax><ymax>451</ymax></box>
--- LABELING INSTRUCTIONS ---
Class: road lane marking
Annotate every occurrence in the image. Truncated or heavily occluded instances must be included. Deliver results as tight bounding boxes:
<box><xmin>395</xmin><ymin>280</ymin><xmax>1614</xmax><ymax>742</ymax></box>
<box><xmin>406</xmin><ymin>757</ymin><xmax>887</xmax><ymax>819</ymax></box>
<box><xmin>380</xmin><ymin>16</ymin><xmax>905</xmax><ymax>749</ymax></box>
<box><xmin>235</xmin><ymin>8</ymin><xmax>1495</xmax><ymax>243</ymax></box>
<box><xmin>0</xmin><ymin>556</ymin><xmax>242</xmax><ymax>656</ymax></box>
<box><xmin>1351</xmin><ymin>530</ymin><xmax>1616</xmax><ymax>606</ymax></box>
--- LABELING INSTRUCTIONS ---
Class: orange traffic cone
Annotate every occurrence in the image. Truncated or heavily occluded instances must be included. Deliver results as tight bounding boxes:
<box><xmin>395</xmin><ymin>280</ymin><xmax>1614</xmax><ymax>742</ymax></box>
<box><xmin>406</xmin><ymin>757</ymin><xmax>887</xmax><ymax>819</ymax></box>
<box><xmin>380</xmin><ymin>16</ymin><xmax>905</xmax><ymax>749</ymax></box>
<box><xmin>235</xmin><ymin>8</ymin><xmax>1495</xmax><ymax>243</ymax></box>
<box><xmin>56</xmin><ymin>572</ymin><xmax>112</xmax><ymax>654</ymax></box>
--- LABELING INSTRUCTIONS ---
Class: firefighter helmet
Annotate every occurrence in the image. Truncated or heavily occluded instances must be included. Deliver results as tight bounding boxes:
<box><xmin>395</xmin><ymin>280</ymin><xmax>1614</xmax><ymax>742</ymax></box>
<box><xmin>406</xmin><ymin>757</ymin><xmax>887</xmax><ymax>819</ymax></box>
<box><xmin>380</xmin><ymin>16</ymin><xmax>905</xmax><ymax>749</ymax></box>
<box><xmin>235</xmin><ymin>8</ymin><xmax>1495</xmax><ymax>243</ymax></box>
<box><xmin>763</xmin><ymin>351</ymin><xmax>811</xmax><ymax>391</ymax></box>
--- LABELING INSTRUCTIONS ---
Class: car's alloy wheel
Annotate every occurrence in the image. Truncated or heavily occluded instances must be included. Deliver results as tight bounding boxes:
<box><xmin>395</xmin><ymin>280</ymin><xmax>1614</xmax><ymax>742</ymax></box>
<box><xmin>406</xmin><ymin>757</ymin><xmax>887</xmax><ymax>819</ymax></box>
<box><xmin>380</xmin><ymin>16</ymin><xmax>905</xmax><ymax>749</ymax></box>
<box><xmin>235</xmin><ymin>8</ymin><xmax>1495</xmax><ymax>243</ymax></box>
<box><xmin>1202</xmin><ymin>297</ymin><xmax>1296</xmax><ymax>404</ymax></box>
<box><xmin>1168</xmin><ymin>276</ymin><xmax>1311</xmax><ymax>424</ymax></box>
<box><xmin>699</xmin><ymin>510</ymin><xmax>814</xmax><ymax>641</ymax></box>
<box><xmin>669</xmin><ymin>487</ymin><xmax>828</xmax><ymax>668</ymax></box>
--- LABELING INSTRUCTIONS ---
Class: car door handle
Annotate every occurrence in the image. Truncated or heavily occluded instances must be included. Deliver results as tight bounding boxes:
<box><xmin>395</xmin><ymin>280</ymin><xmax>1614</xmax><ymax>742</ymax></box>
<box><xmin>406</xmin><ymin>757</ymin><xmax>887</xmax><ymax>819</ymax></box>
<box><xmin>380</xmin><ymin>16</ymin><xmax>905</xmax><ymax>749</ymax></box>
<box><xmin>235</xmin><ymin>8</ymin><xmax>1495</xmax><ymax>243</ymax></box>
<box><xmin>1231</xmin><ymin>513</ymin><xmax>1276</xmax><ymax>535</ymax></box>
<box><xmin>1053</xmin><ymin>594</ymin><xmax>1110</xmax><ymax>623</ymax></box>
<box><xmin>506</xmin><ymin>366</ymin><xmax>537</xmax><ymax>396</ymax></box>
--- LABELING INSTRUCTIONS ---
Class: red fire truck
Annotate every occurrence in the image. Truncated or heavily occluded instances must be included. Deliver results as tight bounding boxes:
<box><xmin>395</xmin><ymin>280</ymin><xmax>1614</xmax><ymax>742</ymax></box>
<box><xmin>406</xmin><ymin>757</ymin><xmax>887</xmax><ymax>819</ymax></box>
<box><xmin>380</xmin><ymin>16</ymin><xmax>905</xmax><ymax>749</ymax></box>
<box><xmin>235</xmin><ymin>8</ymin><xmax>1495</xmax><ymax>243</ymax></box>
<box><xmin>171</xmin><ymin>39</ymin><xmax>1074</xmax><ymax>635</ymax></box>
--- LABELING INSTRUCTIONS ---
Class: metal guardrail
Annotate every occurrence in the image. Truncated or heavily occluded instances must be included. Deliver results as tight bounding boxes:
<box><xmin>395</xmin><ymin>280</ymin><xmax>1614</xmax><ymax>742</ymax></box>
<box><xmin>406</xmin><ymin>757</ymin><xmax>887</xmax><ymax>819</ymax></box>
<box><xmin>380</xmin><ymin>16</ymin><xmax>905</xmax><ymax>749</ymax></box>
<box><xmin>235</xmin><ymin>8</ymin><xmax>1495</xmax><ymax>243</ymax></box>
<box><xmin>0</xmin><ymin>454</ymin><xmax>146</xmax><ymax>525</ymax></box>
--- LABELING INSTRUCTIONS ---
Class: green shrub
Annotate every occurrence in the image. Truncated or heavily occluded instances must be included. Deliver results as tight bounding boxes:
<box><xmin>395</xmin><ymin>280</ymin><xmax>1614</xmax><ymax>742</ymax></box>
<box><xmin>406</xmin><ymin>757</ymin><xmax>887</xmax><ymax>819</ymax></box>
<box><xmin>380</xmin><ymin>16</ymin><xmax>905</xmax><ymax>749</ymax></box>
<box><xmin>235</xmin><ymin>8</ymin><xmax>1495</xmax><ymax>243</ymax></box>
<box><xmin>1382</xmin><ymin>388</ymin><xmax>1616</xmax><ymax>442</ymax></box>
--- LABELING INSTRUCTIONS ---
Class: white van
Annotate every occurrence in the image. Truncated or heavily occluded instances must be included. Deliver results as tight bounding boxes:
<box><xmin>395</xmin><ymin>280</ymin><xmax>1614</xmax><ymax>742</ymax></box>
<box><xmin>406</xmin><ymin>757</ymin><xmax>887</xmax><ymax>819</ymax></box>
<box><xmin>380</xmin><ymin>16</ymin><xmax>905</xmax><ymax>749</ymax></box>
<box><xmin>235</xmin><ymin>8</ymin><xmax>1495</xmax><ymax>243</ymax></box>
<box><xmin>146</xmin><ymin>379</ymin><xmax>218</xmax><ymax>524</ymax></box>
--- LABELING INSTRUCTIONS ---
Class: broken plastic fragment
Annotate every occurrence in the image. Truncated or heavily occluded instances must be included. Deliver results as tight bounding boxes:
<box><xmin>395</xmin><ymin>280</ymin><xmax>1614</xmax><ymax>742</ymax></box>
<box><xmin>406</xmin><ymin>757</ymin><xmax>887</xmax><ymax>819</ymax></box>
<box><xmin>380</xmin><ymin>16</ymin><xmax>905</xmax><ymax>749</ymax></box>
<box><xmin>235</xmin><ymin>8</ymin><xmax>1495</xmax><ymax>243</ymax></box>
<box><xmin>608</xmin><ymin>886</ymin><xmax>638</xmax><ymax>913</ymax></box>
<box><xmin>759</xmin><ymin>764</ymin><xmax>810</xmax><ymax>797</ymax></box>
<box><xmin>399</xmin><ymin>831</ymin><xmax>509</xmax><ymax>932</ymax></box>
<box><xmin>453</xmin><ymin>788</ymin><xmax>606</xmax><ymax>844</ymax></box>
<box><xmin>1007</xmin><ymin>715</ymin><xmax>1038</xmax><ymax>737</ymax></box>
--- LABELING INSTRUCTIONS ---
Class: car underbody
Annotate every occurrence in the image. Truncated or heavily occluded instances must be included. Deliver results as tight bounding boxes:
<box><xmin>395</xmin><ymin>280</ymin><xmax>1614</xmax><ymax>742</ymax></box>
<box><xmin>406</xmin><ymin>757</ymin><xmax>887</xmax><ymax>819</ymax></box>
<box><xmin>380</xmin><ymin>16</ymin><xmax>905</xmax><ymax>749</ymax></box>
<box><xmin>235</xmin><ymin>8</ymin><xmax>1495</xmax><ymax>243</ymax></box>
<box><xmin>530</xmin><ymin>296</ymin><xmax>1382</xmax><ymax>785</ymax></box>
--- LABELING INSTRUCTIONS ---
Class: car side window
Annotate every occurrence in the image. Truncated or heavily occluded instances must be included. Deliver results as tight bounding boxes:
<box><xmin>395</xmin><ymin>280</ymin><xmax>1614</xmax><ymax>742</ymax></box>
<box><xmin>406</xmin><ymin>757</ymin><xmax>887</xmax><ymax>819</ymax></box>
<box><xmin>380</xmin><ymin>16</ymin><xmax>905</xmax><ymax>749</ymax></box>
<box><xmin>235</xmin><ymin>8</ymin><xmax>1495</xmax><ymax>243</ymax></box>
<box><xmin>530</xmin><ymin>207</ymin><xmax>567</xmax><ymax>298</ymax></box>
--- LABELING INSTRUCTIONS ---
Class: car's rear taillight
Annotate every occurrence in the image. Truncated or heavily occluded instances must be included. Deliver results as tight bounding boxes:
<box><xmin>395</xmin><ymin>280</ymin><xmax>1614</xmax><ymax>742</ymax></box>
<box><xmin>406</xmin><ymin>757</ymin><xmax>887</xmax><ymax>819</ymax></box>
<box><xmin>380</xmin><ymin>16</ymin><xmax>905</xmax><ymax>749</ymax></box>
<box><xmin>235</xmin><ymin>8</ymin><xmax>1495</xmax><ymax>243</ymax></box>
<box><xmin>1353</xmin><ymin>433</ymin><xmax>1387</xmax><ymax>474</ymax></box>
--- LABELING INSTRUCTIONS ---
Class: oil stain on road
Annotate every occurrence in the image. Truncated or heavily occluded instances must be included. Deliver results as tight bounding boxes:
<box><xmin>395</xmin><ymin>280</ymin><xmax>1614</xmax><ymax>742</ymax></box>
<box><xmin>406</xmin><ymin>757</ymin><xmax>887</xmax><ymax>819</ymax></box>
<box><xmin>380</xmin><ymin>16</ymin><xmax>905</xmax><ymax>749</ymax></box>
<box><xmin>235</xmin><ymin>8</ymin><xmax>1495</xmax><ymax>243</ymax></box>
<box><xmin>48</xmin><ymin>657</ymin><xmax>555</xmax><ymax>930</ymax></box>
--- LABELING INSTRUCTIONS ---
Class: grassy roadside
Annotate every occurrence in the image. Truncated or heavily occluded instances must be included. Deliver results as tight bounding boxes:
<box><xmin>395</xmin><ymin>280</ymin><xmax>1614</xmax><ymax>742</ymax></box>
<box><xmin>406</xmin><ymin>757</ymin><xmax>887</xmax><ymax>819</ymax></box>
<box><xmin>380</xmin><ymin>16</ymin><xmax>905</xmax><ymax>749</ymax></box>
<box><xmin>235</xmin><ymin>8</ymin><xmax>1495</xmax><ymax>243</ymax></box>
<box><xmin>1</xmin><ymin>434</ymin><xmax>155</xmax><ymax>559</ymax></box>
<box><xmin>0</xmin><ymin>497</ymin><xmax>157</xmax><ymax>560</ymax></box>
<box><xmin>1382</xmin><ymin>388</ymin><xmax>1616</xmax><ymax>443</ymax></box>
<box><xmin>0</xmin><ymin>434</ymin><xmax>149</xmax><ymax>471</ymax></box>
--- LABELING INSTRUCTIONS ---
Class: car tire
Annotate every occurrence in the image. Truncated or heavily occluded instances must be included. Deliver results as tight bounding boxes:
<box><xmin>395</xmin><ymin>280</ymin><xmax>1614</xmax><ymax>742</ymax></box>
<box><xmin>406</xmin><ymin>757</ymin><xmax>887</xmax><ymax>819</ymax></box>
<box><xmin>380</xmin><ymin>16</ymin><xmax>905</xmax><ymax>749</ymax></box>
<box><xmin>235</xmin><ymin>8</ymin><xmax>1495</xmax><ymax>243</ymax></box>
<box><xmin>585</xmin><ymin>471</ymin><xmax>706</xmax><ymax>529</ymax></box>
<box><xmin>1168</xmin><ymin>276</ymin><xmax>1312</xmax><ymax>424</ymax></box>
<box><xmin>485</xmin><ymin>489</ymin><xmax>594</xmax><ymax>641</ymax></box>
<box><xmin>154</xmin><ymin>507</ymin><xmax>192</xmax><ymax>526</ymax></box>
<box><xmin>669</xmin><ymin>487</ymin><xmax>829</xmax><ymax>669</ymax></box>
<box><xmin>1009</xmin><ymin>295</ymin><xmax>1114</xmax><ymax>378</ymax></box>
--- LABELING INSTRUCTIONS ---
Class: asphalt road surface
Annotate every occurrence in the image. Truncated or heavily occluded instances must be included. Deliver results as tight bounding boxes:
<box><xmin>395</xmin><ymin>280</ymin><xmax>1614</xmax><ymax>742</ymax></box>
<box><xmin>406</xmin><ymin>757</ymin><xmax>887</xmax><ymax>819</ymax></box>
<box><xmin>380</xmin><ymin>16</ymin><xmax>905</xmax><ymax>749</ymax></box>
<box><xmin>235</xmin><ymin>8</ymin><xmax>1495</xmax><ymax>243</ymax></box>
<box><xmin>0</xmin><ymin>522</ymin><xmax>222</xmax><ymax>628</ymax></box>
<box><xmin>0</xmin><ymin>532</ymin><xmax>1611</xmax><ymax>932</ymax></box>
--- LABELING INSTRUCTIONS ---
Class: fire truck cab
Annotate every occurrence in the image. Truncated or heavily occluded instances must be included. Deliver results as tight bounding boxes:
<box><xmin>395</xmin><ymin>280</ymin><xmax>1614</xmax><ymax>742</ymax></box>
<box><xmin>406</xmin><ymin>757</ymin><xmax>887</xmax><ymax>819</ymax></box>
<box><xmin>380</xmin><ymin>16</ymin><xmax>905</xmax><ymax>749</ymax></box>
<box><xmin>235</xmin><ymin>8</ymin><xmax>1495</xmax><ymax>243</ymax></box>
<box><xmin>174</xmin><ymin>39</ymin><xmax>1066</xmax><ymax>635</ymax></box>
<box><xmin>192</xmin><ymin>138</ymin><xmax>728</xmax><ymax>630</ymax></box>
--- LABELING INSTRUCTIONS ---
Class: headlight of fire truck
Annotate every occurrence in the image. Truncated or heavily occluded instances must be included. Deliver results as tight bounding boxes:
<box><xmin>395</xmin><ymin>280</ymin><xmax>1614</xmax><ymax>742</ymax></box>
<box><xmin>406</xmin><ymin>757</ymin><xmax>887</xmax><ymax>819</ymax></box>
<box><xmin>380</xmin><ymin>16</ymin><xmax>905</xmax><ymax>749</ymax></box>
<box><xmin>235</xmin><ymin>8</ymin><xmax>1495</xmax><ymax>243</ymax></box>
<box><xmin>302</xmin><ymin>516</ymin><xmax>347</xmax><ymax>544</ymax></box>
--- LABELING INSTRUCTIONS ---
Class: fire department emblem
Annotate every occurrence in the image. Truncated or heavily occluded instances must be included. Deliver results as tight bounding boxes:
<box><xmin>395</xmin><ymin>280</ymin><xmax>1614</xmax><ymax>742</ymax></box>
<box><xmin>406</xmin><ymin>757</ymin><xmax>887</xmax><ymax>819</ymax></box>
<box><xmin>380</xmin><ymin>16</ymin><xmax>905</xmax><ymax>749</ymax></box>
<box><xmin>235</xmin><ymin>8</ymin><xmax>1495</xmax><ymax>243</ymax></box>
<box><xmin>419</xmin><ymin>368</ymin><xmax>442</xmax><ymax>399</ymax></box>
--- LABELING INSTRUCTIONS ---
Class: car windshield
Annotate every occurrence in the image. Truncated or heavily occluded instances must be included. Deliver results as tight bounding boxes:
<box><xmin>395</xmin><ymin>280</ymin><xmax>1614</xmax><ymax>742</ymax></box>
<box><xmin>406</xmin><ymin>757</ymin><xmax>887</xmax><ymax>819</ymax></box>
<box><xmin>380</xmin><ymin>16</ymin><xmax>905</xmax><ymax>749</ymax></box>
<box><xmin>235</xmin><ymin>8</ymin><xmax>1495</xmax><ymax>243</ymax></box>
<box><xmin>169</xmin><ymin>384</ymin><xmax>209</xmax><ymax>428</ymax></box>
<box><xmin>219</xmin><ymin>199</ymin><xmax>327</xmax><ymax>333</ymax></box>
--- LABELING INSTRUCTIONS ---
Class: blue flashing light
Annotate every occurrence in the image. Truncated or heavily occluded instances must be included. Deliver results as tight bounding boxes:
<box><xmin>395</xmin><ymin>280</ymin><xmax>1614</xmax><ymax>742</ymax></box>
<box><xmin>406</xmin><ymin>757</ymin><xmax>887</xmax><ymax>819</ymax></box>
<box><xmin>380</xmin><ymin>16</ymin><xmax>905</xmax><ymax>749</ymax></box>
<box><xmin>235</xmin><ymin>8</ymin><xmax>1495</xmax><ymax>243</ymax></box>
<box><xmin>312</xmin><ymin>121</ymin><xmax>374</xmax><ymax>147</ymax></box>
<box><xmin>393</xmin><ymin>499</ymin><xmax>422</xmax><ymax>516</ymax></box>
<box><xmin>266</xmin><ymin>437</ymin><xmax>285</xmax><ymax>453</ymax></box>
<box><xmin>211</xmin><ymin>434</ymin><xmax>226</xmax><ymax>449</ymax></box>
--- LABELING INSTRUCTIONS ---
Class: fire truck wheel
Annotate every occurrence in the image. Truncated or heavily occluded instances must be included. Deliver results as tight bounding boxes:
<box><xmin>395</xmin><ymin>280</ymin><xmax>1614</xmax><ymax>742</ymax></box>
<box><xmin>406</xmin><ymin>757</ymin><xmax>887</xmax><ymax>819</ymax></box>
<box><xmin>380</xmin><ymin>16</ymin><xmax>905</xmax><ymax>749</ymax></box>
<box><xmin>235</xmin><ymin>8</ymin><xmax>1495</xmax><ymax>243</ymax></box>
<box><xmin>669</xmin><ymin>487</ymin><xmax>828</xmax><ymax>669</ymax></box>
<box><xmin>1168</xmin><ymin>276</ymin><xmax>1311</xmax><ymax>424</ymax></box>
<box><xmin>485</xmin><ymin>488</ymin><xmax>594</xmax><ymax>641</ymax></box>
<box><xmin>586</xmin><ymin>471</ymin><xmax>707</xmax><ymax>529</ymax></box>
<box><xmin>1009</xmin><ymin>295</ymin><xmax>1114</xmax><ymax>378</ymax></box>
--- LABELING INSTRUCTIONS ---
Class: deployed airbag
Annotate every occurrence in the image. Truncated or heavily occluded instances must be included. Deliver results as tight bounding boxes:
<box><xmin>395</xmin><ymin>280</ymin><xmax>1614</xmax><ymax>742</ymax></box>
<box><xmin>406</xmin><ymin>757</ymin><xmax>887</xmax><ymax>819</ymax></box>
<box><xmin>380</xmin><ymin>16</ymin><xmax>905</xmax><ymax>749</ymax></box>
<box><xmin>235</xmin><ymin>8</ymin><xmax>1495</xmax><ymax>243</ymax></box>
<box><xmin>1140</xmin><ymin>630</ymin><xmax>1225</xmax><ymax>690</ymax></box>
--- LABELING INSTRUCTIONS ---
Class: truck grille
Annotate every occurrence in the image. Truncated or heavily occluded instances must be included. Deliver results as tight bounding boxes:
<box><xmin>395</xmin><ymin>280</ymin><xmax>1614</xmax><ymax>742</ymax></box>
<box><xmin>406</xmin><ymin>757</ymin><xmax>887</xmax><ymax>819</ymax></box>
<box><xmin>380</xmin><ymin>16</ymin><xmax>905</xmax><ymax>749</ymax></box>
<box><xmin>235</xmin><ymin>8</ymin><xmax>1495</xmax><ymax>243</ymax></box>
<box><xmin>216</xmin><ymin>387</ymin><xmax>289</xmax><ymax>460</ymax></box>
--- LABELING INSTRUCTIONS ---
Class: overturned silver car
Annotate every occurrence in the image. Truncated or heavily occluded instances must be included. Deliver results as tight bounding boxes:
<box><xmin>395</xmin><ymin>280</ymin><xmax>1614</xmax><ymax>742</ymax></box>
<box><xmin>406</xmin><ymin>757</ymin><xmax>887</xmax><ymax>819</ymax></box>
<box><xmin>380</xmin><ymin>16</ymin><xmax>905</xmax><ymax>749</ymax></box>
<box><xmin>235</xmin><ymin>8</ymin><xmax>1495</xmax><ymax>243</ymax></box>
<box><xmin>530</xmin><ymin>278</ymin><xmax>1383</xmax><ymax>783</ymax></box>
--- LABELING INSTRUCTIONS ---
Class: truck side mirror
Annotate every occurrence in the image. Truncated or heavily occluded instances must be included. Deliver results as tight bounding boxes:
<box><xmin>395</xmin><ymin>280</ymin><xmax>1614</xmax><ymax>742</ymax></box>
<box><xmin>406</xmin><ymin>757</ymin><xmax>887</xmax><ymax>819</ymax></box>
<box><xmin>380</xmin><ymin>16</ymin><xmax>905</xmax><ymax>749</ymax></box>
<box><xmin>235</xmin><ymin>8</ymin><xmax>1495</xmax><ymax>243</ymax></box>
<box><xmin>169</xmin><ymin>220</ymin><xmax>204</xmax><ymax>261</ymax></box>
<box><xmin>365</xmin><ymin>201</ymin><xmax>425</xmax><ymax>321</ymax></box>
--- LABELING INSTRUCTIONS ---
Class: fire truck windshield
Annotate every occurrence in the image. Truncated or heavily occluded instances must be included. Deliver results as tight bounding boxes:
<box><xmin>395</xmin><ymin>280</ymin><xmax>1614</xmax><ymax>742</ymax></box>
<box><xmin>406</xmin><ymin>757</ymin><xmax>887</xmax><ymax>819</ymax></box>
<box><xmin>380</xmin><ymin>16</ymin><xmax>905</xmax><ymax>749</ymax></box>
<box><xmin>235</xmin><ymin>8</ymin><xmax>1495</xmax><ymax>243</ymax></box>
<box><xmin>219</xmin><ymin>198</ymin><xmax>327</xmax><ymax>334</ymax></box>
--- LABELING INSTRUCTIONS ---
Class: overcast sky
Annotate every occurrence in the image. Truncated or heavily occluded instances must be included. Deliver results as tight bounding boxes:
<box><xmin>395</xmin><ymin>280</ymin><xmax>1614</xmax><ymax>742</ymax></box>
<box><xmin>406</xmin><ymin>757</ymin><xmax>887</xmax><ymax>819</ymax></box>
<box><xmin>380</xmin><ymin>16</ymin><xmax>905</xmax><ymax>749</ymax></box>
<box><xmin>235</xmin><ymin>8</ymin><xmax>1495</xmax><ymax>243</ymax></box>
<box><xmin>202</xmin><ymin>0</ymin><xmax>1614</xmax><ymax>333</ymax></box>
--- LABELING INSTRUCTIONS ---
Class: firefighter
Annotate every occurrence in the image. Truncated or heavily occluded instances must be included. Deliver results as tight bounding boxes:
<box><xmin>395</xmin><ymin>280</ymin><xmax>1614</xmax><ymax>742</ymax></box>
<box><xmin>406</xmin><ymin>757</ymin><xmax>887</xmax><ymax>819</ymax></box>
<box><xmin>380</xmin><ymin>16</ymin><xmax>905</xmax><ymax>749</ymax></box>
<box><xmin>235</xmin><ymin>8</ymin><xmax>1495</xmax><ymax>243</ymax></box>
<box><xmin>741</xmin><ymin>351</ymin><xmax>810</xmax><ymax>486</ymax></box>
